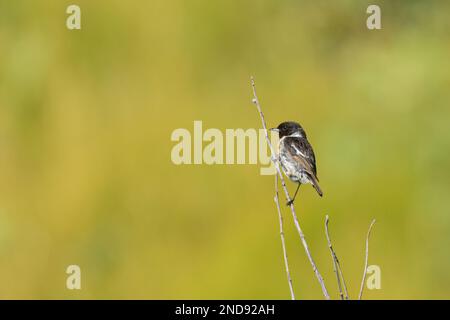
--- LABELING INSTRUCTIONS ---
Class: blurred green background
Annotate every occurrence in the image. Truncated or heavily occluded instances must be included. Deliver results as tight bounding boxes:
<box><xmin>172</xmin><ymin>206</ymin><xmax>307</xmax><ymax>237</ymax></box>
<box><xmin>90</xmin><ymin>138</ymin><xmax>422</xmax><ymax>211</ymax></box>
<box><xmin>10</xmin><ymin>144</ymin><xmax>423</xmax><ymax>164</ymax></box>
<box><xmin>0</xmin><ymin>0</ymin><xmax>449</xmax><ymax>299</ymax></box>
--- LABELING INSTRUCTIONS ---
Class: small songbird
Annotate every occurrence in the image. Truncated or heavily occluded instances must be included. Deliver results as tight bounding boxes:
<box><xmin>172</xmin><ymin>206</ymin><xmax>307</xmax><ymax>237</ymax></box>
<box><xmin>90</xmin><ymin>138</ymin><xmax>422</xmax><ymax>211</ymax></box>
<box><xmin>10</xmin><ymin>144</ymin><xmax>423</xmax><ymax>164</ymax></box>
<box><xmin>271</xmin><ymin>121</ymin><xmax>322</xmax><ymax>205</ymax></box>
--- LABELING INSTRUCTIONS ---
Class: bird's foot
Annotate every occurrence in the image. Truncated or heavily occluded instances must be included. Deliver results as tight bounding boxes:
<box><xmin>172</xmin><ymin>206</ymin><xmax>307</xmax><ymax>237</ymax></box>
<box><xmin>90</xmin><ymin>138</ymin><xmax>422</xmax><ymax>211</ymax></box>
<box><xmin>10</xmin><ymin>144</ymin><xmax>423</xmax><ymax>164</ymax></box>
<box><xmin>286</xmin><ymin>199</ymin><xmax>294</xmax><ymax>206</ymax></box>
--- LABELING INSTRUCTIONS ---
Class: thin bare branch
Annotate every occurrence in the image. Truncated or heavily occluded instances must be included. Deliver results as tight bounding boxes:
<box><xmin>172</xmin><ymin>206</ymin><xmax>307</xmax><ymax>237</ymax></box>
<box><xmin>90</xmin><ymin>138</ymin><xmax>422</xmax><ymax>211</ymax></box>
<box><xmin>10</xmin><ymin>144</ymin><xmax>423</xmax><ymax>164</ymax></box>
<box><xmin>274</xmin><ymin>174</ymin><xmax>295</xmax><ymax>300</ymax></box>
<box><xmin>358</xmin><ymin>219</ymin><xmax>376</xmax><ymax>300</ymax></box>
<box><xmin>325</xmin><ymin>215</ymin><xmax>349</xmax><ymax>300</ymax></box>
<box><xmin>337</xmin><ymin>257</ymin><xmax>349</xmax><ymax>300</ymax></box>
<box><xmin>250</xmin><ymin>76</ymin><xmax>330</xmax><ymax>300</ymax></box>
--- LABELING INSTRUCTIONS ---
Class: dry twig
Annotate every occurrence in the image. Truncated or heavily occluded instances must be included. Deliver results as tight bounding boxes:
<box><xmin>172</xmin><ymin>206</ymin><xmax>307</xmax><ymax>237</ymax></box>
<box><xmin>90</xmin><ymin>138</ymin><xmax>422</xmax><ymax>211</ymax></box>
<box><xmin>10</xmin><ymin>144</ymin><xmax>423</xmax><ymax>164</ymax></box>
<box><xmin>274</xmin><ymin>174</ymin><xmax>295</xmax><ymax>300</ymax></box>
<box><xmin>325</xmin><ymin>215</ymin><xmax>349</xmax><ymax>300</ymax></box>
<box><xmin>358</xmin><ymin>219</ymin><xmax>376</xmax><ymax>300</ymax></box>
<box><xmin>250</xmin><ymin>76</ymin><xmax>330</xmax><ymax>299</ymax></box>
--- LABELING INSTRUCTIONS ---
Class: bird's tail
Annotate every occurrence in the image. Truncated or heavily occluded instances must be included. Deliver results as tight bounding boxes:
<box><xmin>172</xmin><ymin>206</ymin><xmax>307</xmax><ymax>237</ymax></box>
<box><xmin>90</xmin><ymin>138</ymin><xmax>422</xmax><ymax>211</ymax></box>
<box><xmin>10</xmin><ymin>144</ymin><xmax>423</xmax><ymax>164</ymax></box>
<box><xmin>310</xmin><ymin>175</ymin><xmax>323</xmax><ymax>197</ymax></box>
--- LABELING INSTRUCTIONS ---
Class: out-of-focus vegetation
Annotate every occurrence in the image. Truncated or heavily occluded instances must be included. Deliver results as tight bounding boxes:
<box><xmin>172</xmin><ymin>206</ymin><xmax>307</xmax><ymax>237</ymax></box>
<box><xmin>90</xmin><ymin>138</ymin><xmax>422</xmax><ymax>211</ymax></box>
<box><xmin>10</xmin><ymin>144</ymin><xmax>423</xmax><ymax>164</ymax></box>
<box><xmin>0</xmin><ymin>0</ymin><xmax>449</xmax><ymax>299</ymax></box>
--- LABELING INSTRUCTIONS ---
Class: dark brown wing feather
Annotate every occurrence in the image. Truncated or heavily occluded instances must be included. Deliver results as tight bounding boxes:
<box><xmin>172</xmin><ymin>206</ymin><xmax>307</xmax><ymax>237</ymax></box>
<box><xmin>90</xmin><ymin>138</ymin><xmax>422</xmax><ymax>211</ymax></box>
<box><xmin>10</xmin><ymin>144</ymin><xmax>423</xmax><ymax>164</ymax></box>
<box><xmin>284</xmin><ymin>136</ymin><xmax>318</xmax><ymax>179</ymax></box>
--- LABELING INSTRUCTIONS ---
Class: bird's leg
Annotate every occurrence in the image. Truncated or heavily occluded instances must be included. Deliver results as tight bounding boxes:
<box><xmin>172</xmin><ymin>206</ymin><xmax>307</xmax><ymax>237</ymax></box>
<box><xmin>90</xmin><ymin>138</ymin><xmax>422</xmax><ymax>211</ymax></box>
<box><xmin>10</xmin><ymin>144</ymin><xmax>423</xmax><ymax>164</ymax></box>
<box><xmin>286</xmin><ymin>183</ymin><xmax>300</xmax><ymax>206</ymax></box>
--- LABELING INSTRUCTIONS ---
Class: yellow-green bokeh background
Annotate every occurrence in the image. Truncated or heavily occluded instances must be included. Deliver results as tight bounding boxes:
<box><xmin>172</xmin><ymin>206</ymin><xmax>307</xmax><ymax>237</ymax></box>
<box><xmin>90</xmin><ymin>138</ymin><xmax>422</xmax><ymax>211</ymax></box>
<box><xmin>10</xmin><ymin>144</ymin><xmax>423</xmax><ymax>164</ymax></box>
<box><xmin>0</xmin><ymin>1</ymin><xmax>449</xmax><ymax>299</ymax></box>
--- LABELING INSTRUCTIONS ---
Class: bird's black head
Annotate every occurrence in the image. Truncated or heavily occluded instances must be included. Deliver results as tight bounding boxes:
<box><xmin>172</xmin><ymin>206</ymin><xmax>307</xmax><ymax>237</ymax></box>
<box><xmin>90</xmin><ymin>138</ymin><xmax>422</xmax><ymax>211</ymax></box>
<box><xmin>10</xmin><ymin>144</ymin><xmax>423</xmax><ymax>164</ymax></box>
<box><xmin>272</xmin><ymin>121</ymin><xmax>306</xmax><ymax>139</ymax></box>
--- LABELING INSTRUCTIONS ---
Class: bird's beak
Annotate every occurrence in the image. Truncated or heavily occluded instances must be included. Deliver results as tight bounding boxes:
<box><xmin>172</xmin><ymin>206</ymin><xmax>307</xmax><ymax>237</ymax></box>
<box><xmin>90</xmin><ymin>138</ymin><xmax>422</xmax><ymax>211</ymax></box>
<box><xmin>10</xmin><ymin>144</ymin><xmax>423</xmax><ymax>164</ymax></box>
<box><xmin>269</xmin><ymin>128</ymin><xmax>279</xmax><ymax>132</ymax></box>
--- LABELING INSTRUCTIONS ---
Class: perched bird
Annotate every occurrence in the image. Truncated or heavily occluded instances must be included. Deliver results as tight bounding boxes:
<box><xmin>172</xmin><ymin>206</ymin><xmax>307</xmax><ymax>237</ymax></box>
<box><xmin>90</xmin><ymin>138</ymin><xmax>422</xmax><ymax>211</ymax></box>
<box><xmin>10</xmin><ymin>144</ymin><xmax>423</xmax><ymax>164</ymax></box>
<box><xmin>271</xmin><ymin>121</ymin><xmax>322</xmax><ymax>205</ymax></box>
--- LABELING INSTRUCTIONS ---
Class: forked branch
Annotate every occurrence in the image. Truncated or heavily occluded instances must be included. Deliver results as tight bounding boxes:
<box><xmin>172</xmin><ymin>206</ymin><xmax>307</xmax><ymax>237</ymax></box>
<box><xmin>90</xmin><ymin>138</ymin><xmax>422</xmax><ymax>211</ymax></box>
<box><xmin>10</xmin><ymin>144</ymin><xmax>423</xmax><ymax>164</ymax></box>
<box><xmin>250</xmin><ymin>76</ymin><xmax>330</xmax><ymax>300</ymax></box>
<box><xmin>325</xmin><ymin>215</ymin><xmax>349</xmax><ymax>300</ymax></box>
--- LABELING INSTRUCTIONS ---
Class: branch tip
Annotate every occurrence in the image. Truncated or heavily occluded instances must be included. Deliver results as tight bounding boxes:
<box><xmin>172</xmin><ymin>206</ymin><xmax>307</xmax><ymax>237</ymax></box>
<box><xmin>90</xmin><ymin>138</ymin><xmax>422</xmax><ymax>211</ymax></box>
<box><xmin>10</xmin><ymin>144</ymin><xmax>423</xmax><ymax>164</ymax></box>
<box><xmin>358</xmin><ymin>219</ymin><xmax>377</xmax><ymax>300</ymax></box>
